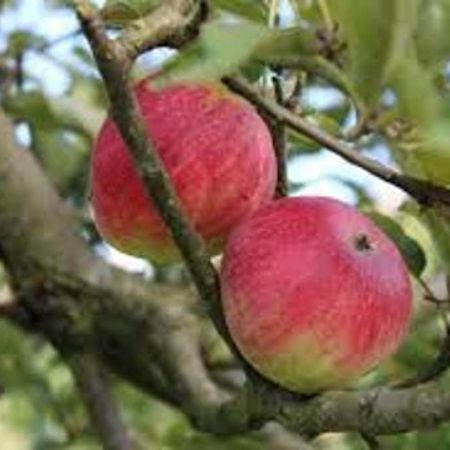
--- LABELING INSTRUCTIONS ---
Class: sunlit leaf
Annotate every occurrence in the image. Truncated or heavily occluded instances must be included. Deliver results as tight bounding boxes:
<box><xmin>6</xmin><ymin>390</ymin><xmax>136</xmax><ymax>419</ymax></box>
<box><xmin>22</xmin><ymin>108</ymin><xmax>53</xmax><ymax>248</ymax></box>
<box><xmin>288</xmin><ymin>112</ymin><xmax>341</xmax><ymax>154</ymax></box>
<box><xmin>3</xmin><ymin>92</ymin><xmax>60</xmax><ymax>130</ymax></box>
<box><xmin>328</xmin><ymin>0</ymin><xmax>421</xmax><ymax>106</ymax></box>
<box><xmin>415</xmin><ymin>0</ymin><xmax>450</xmax><ymax>67</ymax></box>
<box><xmin>388</xmin><ymin>55</ymin><xmax>450</xmax><ymax>185</ymax></box>
<box><xmin>254</xmin><ymin>26</ymin><xmax>318</xmax><ymax>62</ymax></box>
<box><xmin>156</xmin><ymin>20</ymin><xmax>269</xmax><ymax>86</ymax></box>
<box><xmin>290</xmin><ymin>0</ymin><xmax>322</xmax><ymax>24</ymax></box>
<box><xmin>213</xmin><ymin>0</ymin><xmax>268</xmax><ymax>23</ymax></box>
<box><xmin>3</xmin><ymin>92</ymin><xmax>103</xmax><ymax>138</ymax></box>
<box><xmin>421</xmin><ymin>211</ymin><xmax>450</xmax><ymax>273</ymax></box>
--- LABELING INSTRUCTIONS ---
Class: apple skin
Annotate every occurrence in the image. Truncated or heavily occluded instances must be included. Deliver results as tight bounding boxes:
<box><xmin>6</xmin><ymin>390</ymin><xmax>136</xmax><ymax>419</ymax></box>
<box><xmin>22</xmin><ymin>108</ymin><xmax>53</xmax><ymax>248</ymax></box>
<box><xmin>220</xmin><ymin>197</ymin><xmax>412</xmax><ymax>393</ymax></box>
<box><xmin>91</xmin><ymin>79</ymin><xmax>276</xmax><ymax>263</ymax></box>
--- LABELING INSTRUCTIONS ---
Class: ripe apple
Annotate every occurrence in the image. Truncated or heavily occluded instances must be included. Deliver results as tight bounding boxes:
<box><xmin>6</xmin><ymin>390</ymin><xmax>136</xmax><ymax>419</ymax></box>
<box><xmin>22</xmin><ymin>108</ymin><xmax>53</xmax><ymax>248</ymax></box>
<box><xmin>220</xmin><ymin>197</ymin><xmax>412</xmax><ymax>393</ymax></box>
<box><xmin>91</xmin><ymin>79</ymin><xmax>276</xmax><ymax>263</ymax></box>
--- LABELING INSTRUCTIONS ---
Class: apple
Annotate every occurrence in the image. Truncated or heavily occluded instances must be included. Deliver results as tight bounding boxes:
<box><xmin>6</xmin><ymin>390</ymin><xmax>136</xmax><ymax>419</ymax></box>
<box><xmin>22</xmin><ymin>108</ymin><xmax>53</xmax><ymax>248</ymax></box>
<box><xmin>91</xmin><ymin>78</ymin><xmax>276</xmax><ymax>263</ymax></box>
<box><xmin>220</xmin><ymin>197</ymin><xmax>412</xmax><ymax>393</ymax></box>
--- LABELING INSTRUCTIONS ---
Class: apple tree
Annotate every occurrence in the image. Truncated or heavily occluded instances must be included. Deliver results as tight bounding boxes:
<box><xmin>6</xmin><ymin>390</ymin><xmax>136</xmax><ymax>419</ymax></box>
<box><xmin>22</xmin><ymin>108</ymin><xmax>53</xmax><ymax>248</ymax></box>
<box><xmin>1</xmin><ymin>0</ymin><xmax>450</xmax><ymax>449</ymax></box>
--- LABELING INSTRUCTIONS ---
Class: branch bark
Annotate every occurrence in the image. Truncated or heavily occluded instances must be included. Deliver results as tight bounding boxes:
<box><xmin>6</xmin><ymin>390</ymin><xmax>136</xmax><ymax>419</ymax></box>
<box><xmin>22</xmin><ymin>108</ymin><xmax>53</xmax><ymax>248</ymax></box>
<box><xmin>67</xmin><ymin>353</ymin><xmax>133</xmax><ymax>450</ymax></box>
<box><xmin>269</xmin><ymin>75</ymin><xmax>288</xmax><ymax>198</ymax></box>
<box><xmin>118</xmin><ymin>0</ymin><xmax>207</xmax><ymax>61</ymax></box>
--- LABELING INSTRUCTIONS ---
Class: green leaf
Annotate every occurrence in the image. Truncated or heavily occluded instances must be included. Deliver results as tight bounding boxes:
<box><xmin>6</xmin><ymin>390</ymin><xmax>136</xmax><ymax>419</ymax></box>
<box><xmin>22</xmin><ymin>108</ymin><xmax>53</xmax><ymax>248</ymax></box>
<box><xmin>33</xmin><ymin>129</ymin><xmax>89</xmax><ymax>195</ymax></box>
<box><xmin>382</xmin><ymin>0</ymin><xmax>422</xmax><ymax>82</ymax></box>
<box><xmin>421</xmin><ymin>210</ymin><xmax>450</xmax><ymax>273</ymax></box>
<box><xmin>288</xmin><ymin>112</ymin><xmax>342</xmax><ymax>154</ymax></box>
<box><xmin>102</xmin><ymin>0</ymin><xmax>160</xmax><ymax>25</ymax></box>
<box><xmin>156</xmin><ymin>20</ymin><xmax>269</xmax><ymax>86</ymax></box>
<box><xmin>379</xmin><ymin>31</ymin><xmax>450</xmax><ymax>270</ymax></box>
<box><xmin>328</xmin><ymin>0</ymin><xmax>421</xmax><ymax>106</ymax></box>
<box><xmin>366</xmin><ymin>212</ymin><xmax>426</xmax><ymax>277</ymax></box>
<box><xmin>392</xmin><ymin>56</ymin><xmax>440</xmax><ymax>130</ymax></box>
<box><xmin>290</xmin><ymin>0</ymin><xmax>323</xmax><ymax>24</ymax></box>
<box><xmin>3</xmin><ymin>92</ymin><xmax>60</xmax><ymax>130</ymax></box>
<box><xmin>254</xmin><ymin>27</ymin><xmax>318</xmax><ymax>62</ymax></box>
<box><xmin>328</xmin><ymin>0</ymin><xmax>393</xmax><ymax>104</ymax></box>
<box><xmin>415</xmin><ymin>0</ymin><xmax>450</xmax><ymax>68</ymax></box>
<box><xmin>3</xmin><ymin>92</ymin><xmax>103</xmax><ymax>139</ymax></box>
<box><xmin>7</xmin><ymin>31</ymin><xmax>45</xmax><ymax>55</ymax></box>
<box><xmin>389</xmin><ymin>55</ymin><xmax>450</xmax><ymax>185</ymax></box>
<box><xmin>154</xmin><ymin>21</ymin><xmax>328</xmax><ymax>89</ymax></box>
<box><xmin>47</xmin><ymin>97</ymin><xmax>104</xmax><ymax>139</ymax></box>
<box><xmin>213</xmin><ymin>0</ymin><xmax>268</xmax><ymax>23</ymax></box>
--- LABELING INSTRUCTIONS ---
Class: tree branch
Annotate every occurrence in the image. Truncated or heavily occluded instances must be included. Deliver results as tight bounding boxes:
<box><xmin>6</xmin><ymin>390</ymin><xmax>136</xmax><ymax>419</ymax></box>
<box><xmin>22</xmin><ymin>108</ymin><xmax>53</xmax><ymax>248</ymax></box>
<box><xmin>0</xmin><ymin>105</ymin><xmax>225</xmax><ymax>426</ymax></box>
<box><xmin>275</xmin><ymin>375</ymin><xmax>450</xmax><ymax>437</ymax></box>
<box><xmin>224</xmin><ymin>76</ymin><xmax>450</xmax><ymax>211</ymax></box>
<box><xmin>270</xmin><ymin>75</ymin><xmax>288</xmax><ymax>197</ymax></box>
<box><xmin>118</xmin><ymin>0</ymin><xmax>207</xmax><ymax>61</ymax></box>
<box><xmin>67</xmin><ymin>352</ymin><xmax>133</xmax><ymax>450</ymax></box>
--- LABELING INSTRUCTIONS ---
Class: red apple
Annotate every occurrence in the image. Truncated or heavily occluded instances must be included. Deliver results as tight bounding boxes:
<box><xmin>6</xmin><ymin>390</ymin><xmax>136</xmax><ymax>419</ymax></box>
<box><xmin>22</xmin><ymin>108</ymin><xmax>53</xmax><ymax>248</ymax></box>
<box><xmin>91</xmin><ymin>79</ymin><xmax>276</xmax><ymax>263</ymax></box>
<box><xmin>220</xmin><ymin>197</ymin><xmax>412</xmax><ymax>393</ymax></box>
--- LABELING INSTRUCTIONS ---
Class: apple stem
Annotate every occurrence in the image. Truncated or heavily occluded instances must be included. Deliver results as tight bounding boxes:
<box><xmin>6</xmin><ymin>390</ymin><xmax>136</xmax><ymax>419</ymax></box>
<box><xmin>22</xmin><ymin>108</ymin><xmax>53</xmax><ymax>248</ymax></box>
<box><xmin>354</xmin><ymin>233</ymin><xmax>373</xmax><ymax>252</ymax></box>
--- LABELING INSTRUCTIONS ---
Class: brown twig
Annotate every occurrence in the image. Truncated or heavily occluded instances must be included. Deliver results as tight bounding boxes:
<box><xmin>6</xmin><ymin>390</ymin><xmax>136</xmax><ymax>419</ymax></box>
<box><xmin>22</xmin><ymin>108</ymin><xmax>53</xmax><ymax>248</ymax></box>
<box><xmin>224</xmin><ymin>76</ymin><xmax>450</xmax><ymax>211</ymax></box>
<box><xmin>271</xmin><ymin>75</ymin><xmax>288</xmax><ymax>197</ymax></box>
<box><xmin>67</xmin><ymin>352</ymin><xmax>133</xmax><ymax>450</ymax></box>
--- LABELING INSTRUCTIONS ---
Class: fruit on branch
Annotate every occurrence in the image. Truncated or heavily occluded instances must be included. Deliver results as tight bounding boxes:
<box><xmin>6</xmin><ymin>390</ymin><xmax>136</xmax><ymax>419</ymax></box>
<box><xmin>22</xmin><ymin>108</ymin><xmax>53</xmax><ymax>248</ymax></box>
<box><xmin>220</xmin><ymin>197</ymin><xmax>412</xmax><ymax>393</ymax></box>
<box><xmin>91</xmin><ymin>78</ymin><xmax>276</xmax><ymax>263</ymax></box>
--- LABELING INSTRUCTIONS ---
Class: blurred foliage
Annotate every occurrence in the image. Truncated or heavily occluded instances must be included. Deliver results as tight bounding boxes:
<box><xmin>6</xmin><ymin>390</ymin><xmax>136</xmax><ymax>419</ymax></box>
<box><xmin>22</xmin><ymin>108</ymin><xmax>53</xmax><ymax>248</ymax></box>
<box><xmin>102</xmin><ymin>0</ymin><xmax>161</xmax><ymax>25</ymax></box>
<box><xmin>2</xmin><ymin>0</ymin><xmax>450</xmax><ymax>449</ymax></box>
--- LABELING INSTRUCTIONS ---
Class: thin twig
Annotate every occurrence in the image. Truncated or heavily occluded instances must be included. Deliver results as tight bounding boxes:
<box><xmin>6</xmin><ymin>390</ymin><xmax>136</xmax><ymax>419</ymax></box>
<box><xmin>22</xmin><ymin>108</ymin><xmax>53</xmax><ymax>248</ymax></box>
<box><xmin>270</xmin><ymin>75</ymin><xmax>288</xmax><ymax>197</ymax></box>
<box><xmin>418</xmin><ymin>277</ymin><xmax>450</xmax><ymax>306</ymax></box>
<box><xmin>67</xmin><ymin>352</ymin><xmax>133</xmax><ymax>450</ymax></box>
<box><xmin>224</xmin><ymin>76</ymin><xmax>450</xmax><ymax>211</ymax></box>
